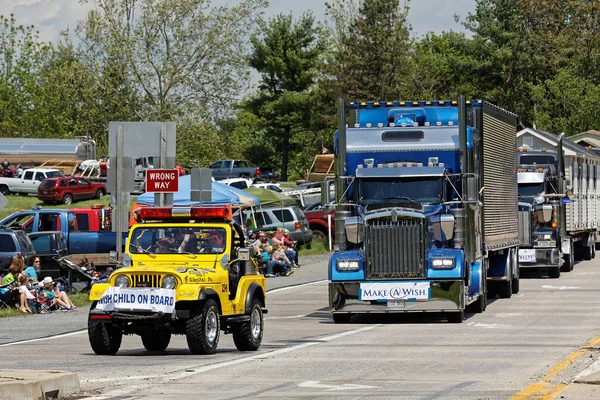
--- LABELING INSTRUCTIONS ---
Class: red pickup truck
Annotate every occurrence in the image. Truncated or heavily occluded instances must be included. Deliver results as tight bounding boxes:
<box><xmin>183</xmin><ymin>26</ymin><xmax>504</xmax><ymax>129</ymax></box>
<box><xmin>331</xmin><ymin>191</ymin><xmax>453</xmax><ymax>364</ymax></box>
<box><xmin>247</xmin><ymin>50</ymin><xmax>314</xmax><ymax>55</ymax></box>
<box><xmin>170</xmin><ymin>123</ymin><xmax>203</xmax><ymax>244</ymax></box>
<box><xmin>303</xmin><ymin>202</ymin><xmax>335</xmax><ymax>241</ymax></box>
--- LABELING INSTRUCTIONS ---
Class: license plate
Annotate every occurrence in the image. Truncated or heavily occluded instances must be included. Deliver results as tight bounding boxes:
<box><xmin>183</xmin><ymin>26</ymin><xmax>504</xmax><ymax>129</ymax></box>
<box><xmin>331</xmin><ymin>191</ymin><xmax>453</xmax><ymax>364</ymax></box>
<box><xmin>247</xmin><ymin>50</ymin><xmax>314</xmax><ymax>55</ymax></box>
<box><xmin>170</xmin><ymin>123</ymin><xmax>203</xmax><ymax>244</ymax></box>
<box><xmin>43</xmin><ymin>190</ymin><xmax>48</xmax><ymax>194</ymax></box>
<box><xmin>387</xmin><ymin>299</ymin><xmax>405</xmax><ymax>308</ymax></box>
<box><xmin>519</xmin><ymin>249</ymin><xmax>536</xmax><ymax>263</ymax></box>
<box><xmin>536</xmin><ymin>241</ymin><xmax>554</xmax><ymax>247</ymax></box>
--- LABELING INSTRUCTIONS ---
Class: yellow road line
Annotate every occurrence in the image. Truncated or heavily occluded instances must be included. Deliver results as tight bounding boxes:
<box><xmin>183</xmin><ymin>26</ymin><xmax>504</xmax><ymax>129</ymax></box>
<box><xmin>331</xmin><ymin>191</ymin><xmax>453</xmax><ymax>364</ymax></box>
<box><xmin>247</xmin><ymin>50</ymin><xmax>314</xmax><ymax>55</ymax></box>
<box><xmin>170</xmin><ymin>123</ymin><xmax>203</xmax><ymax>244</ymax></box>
<box><xmin>511</xmin><ymin>336</ymin><xmax>600</xmax><ymax>399</ymax></box>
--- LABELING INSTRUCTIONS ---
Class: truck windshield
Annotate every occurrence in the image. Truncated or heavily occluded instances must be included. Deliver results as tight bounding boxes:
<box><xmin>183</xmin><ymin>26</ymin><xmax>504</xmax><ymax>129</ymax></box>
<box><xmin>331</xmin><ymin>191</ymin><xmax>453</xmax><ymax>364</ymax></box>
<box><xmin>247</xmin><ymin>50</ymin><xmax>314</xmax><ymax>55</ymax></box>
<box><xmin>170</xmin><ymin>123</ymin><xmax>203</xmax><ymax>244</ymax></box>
<box><xmin>356</xmin><ymin>177</ymin><xmax>443</xmax><ymax>207</ymax></box>
<box><xmin>129</xmin><ymin>226</ymin><xmax>226</xmax><ymax>255</ymax></box>
<box><xmin>518</xmin><ymin>182</ymin><xmax>544</xmax><ymax>199</ymax></box>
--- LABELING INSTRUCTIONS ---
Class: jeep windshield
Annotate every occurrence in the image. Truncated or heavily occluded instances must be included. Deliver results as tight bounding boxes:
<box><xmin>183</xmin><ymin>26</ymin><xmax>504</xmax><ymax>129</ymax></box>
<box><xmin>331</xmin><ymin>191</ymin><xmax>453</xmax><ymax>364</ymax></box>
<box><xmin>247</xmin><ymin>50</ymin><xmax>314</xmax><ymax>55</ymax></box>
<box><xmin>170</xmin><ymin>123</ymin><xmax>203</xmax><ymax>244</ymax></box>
<box><xmin>130</xmin><ymin>226</ymin><xmax>227</xmax><ymax>255</ymax></box>
<box><xmin>356</xmin><ymin>176</ymin><xmax>443</xmax><ymax>210</ymax></box>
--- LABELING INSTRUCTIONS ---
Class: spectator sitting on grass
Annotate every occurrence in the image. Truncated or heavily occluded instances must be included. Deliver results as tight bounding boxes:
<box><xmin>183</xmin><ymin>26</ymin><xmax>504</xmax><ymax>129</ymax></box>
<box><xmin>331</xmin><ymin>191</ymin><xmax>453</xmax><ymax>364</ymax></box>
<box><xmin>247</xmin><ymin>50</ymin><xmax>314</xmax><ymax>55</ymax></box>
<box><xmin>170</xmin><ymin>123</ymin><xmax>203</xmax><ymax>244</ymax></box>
<box><xmin>17</xmin><ymin>274</ymin><xmax>35</xmax><ymax>313</ymax></box>
<box><xmin>24</xmin><ymin>257</ymin><xmax>41</xmax><ymax>284</ymax></box>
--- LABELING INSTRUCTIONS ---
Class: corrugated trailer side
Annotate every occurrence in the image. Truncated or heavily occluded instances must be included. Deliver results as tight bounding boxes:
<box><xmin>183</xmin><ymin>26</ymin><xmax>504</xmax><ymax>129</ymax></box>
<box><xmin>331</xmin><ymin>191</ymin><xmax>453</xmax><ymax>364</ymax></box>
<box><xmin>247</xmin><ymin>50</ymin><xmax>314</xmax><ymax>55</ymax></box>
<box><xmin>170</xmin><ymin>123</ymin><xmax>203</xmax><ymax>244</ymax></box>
<box><xmin>477</xmin><ymin>103</ymin><xmax>519</xmax><ymax>249</ymax></box>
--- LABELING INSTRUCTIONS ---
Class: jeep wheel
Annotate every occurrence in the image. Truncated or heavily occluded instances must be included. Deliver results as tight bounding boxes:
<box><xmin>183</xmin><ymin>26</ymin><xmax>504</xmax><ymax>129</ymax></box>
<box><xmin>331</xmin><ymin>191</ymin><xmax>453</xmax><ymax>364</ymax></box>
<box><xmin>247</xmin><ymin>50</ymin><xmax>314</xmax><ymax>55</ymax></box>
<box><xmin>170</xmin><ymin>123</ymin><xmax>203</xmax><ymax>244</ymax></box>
<box><xmin>233</xmin><ymin>299</ymin><xmax>263</xmax><ymax>351</ymax></box>
<box><xmin>62</xmin><ymin>194</ymin><xmax>73</xmax><ymax>205</ymax></box>
<box><xmin>186</xmin><ymin>299</ymin><xmax>220</xmax><ymax>354</ymax></box>
<box><xmin>142</xmin><ymin>330</ymin><xmax>171</xmax><ymax>352</ymax></box>
<box><xmin>88</xmin><ymin>320</ymin><xmax>123</xmax><ymax>355</ymax></box>
<box><xmin>95</xmin><ymin>189</ymin><xmax>105</xmax><ymax>199</ymax></box>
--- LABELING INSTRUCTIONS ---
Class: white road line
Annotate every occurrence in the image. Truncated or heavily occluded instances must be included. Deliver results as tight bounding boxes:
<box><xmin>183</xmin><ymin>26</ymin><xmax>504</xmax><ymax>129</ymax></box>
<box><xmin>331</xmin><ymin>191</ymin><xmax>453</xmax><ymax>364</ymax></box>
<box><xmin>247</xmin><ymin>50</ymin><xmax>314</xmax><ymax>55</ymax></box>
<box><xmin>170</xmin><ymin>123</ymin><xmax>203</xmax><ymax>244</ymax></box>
<box><xmin>268</xmin><ymin>280</ymin><xmax>327</xmax><ymax>294</ymax></box>
<box><xmin>265</xmin><ymin>314</ymin><xmax>307</xmax><ymax>320</ymax></box>
<box><xmin>0</xmin><ymin>330</ymin><xmax>87</xmax><ymax>347</ymax></box>
<box><xmin>94</xmin><ymin>324</ymin><xmax>381</xmax><ymax>395</ymax></box>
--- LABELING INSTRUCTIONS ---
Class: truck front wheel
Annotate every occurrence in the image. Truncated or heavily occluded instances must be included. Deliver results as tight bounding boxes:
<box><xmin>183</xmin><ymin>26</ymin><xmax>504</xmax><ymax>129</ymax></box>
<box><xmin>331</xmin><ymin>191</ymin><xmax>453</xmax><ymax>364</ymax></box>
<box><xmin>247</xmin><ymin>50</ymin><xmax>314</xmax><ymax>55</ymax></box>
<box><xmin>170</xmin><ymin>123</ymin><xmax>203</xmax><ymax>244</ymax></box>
<box><xmin>0</xmin><ymin>185</ymin><xmax>8</xmax><ymax>196</ymax></box>
<box><xmin>232</xmin><ymin>299</ymin><xmax>263</xmax><ymax>351</ymax></box>
<box><xmin>88</xmin><ymin>320</ymin><xmax>123</xmax><ymax>355</ymax></box>
<box><xmin>186</xmin><ymin>299</ymin><xmax>220</xmax><ymax>354</ymax></box>
<box><xmin>142</xmin><ymin>330</ymin><xmax>171</xmax><ymax>352</ymax></box>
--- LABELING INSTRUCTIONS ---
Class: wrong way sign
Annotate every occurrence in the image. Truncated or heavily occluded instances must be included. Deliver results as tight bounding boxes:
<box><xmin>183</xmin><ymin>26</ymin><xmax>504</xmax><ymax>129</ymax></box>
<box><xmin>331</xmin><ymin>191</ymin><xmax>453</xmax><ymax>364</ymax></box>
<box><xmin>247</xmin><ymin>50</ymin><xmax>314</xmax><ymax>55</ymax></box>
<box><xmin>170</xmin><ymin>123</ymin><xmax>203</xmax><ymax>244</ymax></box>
<box><xmin>146</xmin><ymin>169</ymin><xmax>179</xmax><ymax>193</ymax></box>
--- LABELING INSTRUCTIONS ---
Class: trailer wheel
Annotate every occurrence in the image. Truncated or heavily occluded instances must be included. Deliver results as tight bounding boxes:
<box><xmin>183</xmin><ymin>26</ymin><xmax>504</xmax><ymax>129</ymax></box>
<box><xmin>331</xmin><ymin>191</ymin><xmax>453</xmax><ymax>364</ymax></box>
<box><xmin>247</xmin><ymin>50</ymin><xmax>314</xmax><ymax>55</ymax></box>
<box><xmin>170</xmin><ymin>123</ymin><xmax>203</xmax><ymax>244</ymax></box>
<box><xmin>0</xmin><ymin>185</ymin><xmax>8</xmax><ymax>196</ymax></box>
<box><xmin>62</xmin><ymin>194</ymin><xmax>73</xmax><ymax>205</ymax></box>
<box><xmin>562</xmin><ymin>242</ymin><xmax>574</xmax><ymax>272</ymax></box>
<box><xmin>583</xmin><ymin>245</ymin><xmax>593</xmax><ymax>261</ymax></box>
<box><xmin>548</xmin><ymin>266</ymin><xmax>561</xmax><ymax>279</ymax></box>
<box><xmin>498</xmin><ymin>279</ymin><xmax>512</xmax><ymax>299</ymax></box>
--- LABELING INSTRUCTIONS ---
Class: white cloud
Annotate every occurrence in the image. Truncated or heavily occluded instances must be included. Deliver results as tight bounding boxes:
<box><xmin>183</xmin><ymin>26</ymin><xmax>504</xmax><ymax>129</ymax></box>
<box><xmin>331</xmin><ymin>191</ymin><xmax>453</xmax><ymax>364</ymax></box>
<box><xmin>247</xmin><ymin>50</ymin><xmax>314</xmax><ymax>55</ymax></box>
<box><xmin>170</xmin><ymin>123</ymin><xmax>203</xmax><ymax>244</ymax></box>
<box><xmin>1</xmin><ymin>0</ymin><xmax>475</xmax><ymax>44</ymax></box>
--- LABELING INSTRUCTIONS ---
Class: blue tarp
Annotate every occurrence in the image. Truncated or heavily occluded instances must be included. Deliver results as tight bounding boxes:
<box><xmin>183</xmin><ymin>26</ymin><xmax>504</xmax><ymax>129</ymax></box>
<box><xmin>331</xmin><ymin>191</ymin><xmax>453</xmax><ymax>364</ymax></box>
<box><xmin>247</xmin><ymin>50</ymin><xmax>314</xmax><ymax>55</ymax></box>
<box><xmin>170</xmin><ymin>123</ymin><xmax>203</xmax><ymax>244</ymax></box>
<box><xmin>136</xmin><ymin>175</ymin><xmax>260</xmax><ymax>206</ymax></box>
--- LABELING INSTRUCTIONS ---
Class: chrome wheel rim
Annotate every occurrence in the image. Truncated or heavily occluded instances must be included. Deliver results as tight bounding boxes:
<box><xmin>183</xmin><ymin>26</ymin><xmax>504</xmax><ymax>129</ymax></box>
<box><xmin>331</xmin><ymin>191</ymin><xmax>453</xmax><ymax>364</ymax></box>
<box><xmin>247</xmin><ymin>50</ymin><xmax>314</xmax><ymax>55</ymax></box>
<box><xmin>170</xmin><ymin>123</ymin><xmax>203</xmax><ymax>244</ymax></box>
<box><xmin>251</xmin><ymin>307</ymin><xmax>261</xmax><ymax>339</ymax></box>
<box><xmin>206</xmin><ymin>309</ymin><xmax>218</xmax><ymax>343</ymax></box>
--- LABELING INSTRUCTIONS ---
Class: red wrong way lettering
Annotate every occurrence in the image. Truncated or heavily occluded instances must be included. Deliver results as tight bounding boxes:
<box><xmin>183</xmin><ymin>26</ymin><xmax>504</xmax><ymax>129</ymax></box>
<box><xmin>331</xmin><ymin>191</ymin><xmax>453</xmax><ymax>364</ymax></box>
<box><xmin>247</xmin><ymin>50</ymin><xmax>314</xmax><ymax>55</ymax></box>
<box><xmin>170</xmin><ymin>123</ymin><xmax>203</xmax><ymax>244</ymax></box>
<box><xmin>145</xmin><ymin>169</ymin><xmax>179</xmax><ymax>193</ymax></box>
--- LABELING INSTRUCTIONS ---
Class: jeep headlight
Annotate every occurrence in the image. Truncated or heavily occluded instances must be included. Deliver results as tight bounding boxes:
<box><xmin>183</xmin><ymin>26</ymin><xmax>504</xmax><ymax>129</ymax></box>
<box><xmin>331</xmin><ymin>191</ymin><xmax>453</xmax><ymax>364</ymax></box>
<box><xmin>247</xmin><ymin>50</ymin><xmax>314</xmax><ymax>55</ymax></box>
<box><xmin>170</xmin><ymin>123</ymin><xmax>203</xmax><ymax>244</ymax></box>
<box><xmin>161</xmin><ymin>275</ymin><xmax>177</xmax><ymax>289</ymax></box>
<box><xmin>431</xmin><ymin>258</ymin><xmax>455</xmax><ymax>269</ymax></box>
<box><xmin>337</xmin><ymin>260</ymin><xmax>360</xmax><ymax>271</ymax></box>
<box><xmin>115</xmin><ymin>275</ymin><xmax>130</xmax><ymax>288</ymax></box>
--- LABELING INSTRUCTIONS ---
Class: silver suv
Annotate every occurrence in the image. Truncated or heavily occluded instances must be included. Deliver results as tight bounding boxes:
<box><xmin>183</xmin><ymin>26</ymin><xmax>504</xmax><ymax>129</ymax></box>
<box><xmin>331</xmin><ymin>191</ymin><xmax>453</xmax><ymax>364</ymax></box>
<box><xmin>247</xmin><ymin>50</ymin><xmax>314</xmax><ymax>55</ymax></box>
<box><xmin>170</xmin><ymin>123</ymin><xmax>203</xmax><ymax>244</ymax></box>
<box><xmin>239</xmin><ymin>206</ymin><xmax>313</xmax><ymax>245</ymax></box>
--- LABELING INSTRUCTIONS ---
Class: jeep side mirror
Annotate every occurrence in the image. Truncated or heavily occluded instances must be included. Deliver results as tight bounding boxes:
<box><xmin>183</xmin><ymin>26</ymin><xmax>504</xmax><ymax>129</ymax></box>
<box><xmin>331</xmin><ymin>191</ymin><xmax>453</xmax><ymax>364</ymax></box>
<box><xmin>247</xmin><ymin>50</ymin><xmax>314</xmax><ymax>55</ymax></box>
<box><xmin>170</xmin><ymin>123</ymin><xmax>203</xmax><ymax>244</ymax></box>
<box><xmin>238</xmin><ymin>247</ymin><xmax>250</xmax><ymax>261</ymax></box>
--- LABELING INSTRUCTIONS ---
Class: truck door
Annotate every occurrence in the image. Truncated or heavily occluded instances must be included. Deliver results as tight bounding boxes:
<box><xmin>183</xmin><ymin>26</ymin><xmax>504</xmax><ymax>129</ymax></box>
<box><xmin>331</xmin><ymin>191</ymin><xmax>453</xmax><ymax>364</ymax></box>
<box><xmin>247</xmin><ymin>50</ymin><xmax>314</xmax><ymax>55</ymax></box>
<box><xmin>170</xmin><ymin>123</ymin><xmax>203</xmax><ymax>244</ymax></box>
<box><xmin>210</xmin><ymin>160</ymin><xmax>225</xmax><ymax>179</ymax></box>
<box><xmin>29</xmin><ymin>171</ymin><xmax>46</xmax><ymax>193</ymax></box>
<box><xmin>77</xmin><ymin>178</ymin><xmax>93</xmax><ymax>199</ymax></box>
<box><xmin>20</xmin><ymin>170</ymin><xmax>34</xmax><ymax>193</ymax></box>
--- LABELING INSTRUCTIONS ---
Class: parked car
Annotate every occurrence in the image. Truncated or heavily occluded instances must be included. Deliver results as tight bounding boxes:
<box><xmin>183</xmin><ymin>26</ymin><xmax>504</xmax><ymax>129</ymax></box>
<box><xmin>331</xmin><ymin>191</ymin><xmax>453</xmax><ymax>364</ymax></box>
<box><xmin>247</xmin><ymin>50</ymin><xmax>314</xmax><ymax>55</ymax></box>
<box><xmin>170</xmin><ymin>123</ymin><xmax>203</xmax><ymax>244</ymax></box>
<box><xmin>209</xmin><ymin>160</ymin><xmax>261</xmax><ymax>180</ymax></box>
<box><xmin>252</xmin><ymin>182</ymin><xmax>283</xmax><ymax>192</ymax></box>
<box><xmin>219</xmin><ymin>177</ymin><xmax>253</xmax><ymax>190</ymax></box>
<box><xmin>27</xmin><ymin>231</ymin><xmax>68</xmax><ymax>279</ymax></box>
<box><xmin>0</xmin><ymin>168</ymin><xmax>63</xmax><ymax>196</ymax></box>
<box><xmin>38</xmin><ymin>176</ymin><xmax>107</xmax><ymax>205</ymax></box>
<box><xmin>303</xmin><ymin>202</ymin><xmax>335</xmax><ymax>242</ymax></box>
<box><xmin>238</xmin><ymin>206</ymin><xmax>313</xmax><ymax>245</ymax></box>
<box><xmin>0</xmin><ymin>228</ymin><xmax>36</xmax><ymax>272</ymax></box>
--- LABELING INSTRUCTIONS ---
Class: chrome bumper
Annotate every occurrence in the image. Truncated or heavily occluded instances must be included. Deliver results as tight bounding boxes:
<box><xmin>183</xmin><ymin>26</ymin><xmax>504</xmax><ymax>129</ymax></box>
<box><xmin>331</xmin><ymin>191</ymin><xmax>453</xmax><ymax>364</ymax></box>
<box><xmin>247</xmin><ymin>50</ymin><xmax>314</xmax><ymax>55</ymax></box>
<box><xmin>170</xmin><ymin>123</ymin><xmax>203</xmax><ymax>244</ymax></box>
<box><xmin>329</xmin><ymin>281</ymin><xmax>463</xmax><ymax>314</ymax></box>
<box><xmin>518</xmin><ymin>247</ymin><xmax>562</xmax><ymax>268</ymax></box>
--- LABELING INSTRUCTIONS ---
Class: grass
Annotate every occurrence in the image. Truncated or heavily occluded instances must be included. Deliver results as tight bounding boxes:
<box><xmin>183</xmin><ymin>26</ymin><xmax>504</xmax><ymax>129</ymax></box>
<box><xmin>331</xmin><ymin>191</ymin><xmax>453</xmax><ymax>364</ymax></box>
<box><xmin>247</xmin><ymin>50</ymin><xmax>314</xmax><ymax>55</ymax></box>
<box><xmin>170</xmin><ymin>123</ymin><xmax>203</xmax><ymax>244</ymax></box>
<box><xmin>0</xmin><ymin>291</ymin><xmax>91</xmax><ymax>318</ymax></box>
<box><xmin>298</xmin><ymin>237</ymin><xmax>330</xmax><ymax>256</ymax></box>
<box><xmin>0</xmin><ymin>194</ymin><xmax>111</xmax><ymax>220</ymax></box>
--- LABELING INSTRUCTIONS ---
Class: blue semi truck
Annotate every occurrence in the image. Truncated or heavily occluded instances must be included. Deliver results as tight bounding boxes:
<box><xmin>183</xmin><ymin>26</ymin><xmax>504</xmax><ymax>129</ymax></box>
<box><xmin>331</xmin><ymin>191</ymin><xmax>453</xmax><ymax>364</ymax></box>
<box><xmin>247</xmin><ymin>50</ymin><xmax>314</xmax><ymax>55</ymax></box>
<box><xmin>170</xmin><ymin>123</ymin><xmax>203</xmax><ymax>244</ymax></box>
<box><xmin>328</xmin><ymin>97</ymin><xmax>520</xmax><ymax>323</ymax></box>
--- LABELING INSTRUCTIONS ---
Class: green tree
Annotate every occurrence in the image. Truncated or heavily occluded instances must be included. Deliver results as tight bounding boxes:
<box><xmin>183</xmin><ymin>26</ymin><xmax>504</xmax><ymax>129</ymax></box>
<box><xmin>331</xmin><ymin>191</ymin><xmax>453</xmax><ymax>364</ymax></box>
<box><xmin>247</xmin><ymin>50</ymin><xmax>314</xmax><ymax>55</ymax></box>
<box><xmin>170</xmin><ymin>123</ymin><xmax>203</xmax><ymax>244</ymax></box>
<box><xmin>78</xmin><ymin>0</ymin><xmax>267</xmax><ymax>121</ymax></box>
<box><xmin>247</xmin><ymin>12</ymin><xmax>327</xmax><ymax>181</ymax></box>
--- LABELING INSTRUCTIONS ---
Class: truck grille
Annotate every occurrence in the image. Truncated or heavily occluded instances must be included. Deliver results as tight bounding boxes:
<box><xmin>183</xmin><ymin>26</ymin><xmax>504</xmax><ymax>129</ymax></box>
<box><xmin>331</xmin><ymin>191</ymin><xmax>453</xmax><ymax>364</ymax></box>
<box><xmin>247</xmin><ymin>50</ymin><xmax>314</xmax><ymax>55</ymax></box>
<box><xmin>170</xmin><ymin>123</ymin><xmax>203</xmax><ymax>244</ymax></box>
<box><xmin>129</xmin><ymin>274</ymin><xmax>164</xmax><ymax>288</ymax></box>
<box><xmin>365</xmin><ymin>218</ymin><xmax>426</xmax><ymax>279</ymax></box>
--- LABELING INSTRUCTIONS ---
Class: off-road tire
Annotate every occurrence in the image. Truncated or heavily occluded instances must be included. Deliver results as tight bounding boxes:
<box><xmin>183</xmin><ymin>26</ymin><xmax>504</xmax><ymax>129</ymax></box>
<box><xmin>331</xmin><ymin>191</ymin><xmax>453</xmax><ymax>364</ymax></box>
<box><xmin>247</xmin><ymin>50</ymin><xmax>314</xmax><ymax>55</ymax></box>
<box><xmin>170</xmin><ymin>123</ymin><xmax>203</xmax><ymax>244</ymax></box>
<box><xmin>332</xmin><ymin>313</ymin><xmax>352</xmax><ymax>324</ymax></box>
<box><xmin>186</xmin><ymin>299</ymin><xmax>220</xmax><ymax>354</ymax></box>
<box><xmin>232</xmin><ymin>299</ymin><xmax>263</xmax><ymax>351</ymax></box>
<box><xmin>88</xmin><ymin>320</ymin><xmax>123</xmax><ymax>355</ymax></box>
<box><xmin>62</xmin><ymin>194</ymin><xmax>73</xmax><ymax>205</ymax></box>
<box><xmin>142</xmin><ymin>330</ymin><xmax>171</xmax><ymax>352</ymax></box>
<box><xmin>95</xmin><ymin>189</ymin><xmax>105</xmax><ymax>199</ymax></box>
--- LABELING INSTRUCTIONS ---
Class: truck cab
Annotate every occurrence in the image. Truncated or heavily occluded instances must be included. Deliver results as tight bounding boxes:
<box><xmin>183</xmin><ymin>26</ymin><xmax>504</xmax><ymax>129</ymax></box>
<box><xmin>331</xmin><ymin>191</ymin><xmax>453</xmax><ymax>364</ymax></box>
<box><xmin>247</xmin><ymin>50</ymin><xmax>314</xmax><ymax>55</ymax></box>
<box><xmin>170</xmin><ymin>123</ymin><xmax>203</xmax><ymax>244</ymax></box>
<box><xmin>87</xmin><ymin>205</ymin><xmax>267</xmax><ymax>355</ymax></box>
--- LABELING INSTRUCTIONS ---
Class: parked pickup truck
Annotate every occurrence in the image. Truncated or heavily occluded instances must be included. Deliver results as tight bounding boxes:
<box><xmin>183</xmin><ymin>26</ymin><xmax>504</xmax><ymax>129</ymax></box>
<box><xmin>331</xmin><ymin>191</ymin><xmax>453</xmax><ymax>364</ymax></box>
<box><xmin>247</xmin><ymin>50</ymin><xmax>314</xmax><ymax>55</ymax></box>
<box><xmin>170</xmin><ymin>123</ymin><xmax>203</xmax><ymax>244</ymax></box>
<box><xmin>209</xmin><ymin>160</ymin><xmax>261</xmax><ymax>180</ymax></box>
<box><xmin>303</xmin><ymin>202</ymin><xmax>335</xmax><ymax>242</ymax></box>
<box><xmin>0</xmin><ymin>207</ymin><xmax>127</xmax><ymax>265</ymax></box>
<box><xmin>0</xmin><ymin>168</ymin><xmax>64</xmax><ymax>196</ymax></box>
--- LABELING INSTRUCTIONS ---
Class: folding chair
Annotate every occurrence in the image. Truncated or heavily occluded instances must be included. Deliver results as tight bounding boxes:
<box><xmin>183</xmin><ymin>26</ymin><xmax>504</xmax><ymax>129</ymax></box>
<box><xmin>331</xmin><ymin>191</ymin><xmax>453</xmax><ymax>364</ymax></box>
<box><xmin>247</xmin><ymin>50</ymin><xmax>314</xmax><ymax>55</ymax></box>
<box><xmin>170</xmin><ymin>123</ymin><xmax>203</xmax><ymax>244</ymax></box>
<box><xmin>0</xmin><ymin>284</ymin><xmax>20</xmax><ymax>310</ymax></box>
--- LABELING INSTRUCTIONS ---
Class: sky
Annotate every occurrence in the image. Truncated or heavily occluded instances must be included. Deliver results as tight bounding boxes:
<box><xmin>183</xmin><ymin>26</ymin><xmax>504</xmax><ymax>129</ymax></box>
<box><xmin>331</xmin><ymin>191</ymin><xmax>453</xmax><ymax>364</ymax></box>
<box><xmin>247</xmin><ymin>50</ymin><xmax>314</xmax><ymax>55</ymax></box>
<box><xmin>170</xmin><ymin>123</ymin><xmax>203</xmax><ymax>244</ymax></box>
<box><xmin>2</xmin><ymin>0</ymin><xmax>476</xmax><ymax>44</ymax></box>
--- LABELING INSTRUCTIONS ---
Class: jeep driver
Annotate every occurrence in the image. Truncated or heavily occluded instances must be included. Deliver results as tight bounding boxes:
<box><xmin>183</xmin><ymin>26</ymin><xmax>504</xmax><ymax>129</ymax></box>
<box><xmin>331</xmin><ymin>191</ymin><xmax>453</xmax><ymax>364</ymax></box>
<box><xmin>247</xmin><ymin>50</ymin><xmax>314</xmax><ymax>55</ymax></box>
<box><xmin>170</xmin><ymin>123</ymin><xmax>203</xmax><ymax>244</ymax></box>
<box><xmin>87</xmin><ymin>205</ymin><xmax>266</xmax><ymax>355</ymax></box>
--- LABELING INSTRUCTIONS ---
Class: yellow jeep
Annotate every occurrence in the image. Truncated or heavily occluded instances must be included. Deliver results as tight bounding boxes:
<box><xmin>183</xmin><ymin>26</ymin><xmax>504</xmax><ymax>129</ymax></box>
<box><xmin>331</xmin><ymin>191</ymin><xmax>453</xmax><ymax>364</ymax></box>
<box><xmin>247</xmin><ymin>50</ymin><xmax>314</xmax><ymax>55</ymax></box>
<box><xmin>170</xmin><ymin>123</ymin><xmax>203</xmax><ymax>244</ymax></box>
<box><xmin>87</xmin><ymin>206</ymin><xmax>267</xmax><ymax>355</ymax></box>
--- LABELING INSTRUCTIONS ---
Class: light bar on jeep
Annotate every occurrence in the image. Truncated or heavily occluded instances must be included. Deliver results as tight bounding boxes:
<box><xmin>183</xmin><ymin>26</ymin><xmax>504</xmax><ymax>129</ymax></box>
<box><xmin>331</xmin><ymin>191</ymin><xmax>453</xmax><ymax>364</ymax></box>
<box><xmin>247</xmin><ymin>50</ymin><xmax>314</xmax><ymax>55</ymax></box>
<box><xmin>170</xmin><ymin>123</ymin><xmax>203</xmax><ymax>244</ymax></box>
<box><xmin>139</xmin><ymin>206</ymin><xmax>229</xmax><ymax>221</ymax></box>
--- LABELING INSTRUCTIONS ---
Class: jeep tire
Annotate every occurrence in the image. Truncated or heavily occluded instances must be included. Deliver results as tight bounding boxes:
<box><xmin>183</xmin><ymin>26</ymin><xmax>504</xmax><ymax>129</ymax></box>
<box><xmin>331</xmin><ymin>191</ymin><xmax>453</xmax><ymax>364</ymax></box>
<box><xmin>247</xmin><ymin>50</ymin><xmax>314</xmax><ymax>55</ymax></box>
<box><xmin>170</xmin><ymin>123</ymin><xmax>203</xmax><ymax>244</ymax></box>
<box><xmin>186</xmin><ymin>299</ymin><xmax>220</xmax><ymax>354</ymax></box>
<box><xmin>233</xmin><ymin>299</ymin><xmax>263</xmax><ymax>351</ymax></box>
<box><xmin>88</xmin><ymin>320</ymin><xmax>123</xmax><ymax>355</ymax></box>
<box><xmin>142</xmin><ymin>330</ymin><xmax>171</xmax><ymax>352</ymax></box>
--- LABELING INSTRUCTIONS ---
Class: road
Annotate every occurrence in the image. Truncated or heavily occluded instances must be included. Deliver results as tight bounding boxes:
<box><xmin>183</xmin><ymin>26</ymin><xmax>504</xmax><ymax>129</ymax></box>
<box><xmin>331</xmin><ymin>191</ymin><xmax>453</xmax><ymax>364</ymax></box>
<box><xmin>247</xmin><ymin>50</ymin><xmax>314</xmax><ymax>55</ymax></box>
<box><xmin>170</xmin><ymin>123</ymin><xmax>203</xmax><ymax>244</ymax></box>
<box><xmin>1</xmin><ymin>254</ymin><xmax>600</xmax><ymax>399</ymax></box>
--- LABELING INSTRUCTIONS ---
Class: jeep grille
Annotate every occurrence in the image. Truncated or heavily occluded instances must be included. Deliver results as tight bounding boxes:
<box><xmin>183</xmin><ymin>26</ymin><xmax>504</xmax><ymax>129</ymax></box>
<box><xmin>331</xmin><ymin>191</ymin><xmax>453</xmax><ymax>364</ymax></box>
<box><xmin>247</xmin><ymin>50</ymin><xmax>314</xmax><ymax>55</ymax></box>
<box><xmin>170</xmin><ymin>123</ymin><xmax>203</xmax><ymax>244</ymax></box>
<box><xmin>129</xmin><ymin>274</ymin><xmax>164</xmax><ymax>288</ymax></box>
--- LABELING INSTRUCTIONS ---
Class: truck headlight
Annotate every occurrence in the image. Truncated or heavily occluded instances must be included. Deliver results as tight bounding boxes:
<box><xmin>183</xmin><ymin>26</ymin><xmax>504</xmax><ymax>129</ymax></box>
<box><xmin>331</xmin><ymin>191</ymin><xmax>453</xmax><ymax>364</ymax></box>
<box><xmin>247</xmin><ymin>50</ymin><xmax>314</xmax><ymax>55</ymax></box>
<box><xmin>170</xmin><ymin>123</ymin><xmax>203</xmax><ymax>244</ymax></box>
<box><xmin>337</xmin><ymin>260</ymin><xmax>360</xmax><ymax>271</ymax></box>
<box><xmin>115</xmin><ymin>275</ymin><xmax>130</xmax><ymax>288</ymax></box>
<box><xmin>431</xmin><ymin>258</ymin><xmax>455</xmax><ymax>269</ymax></box>
<box><xmin>161</xmin><ymin>275</ymin><xmax>177</xmax><ymax>289</ymax></box>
